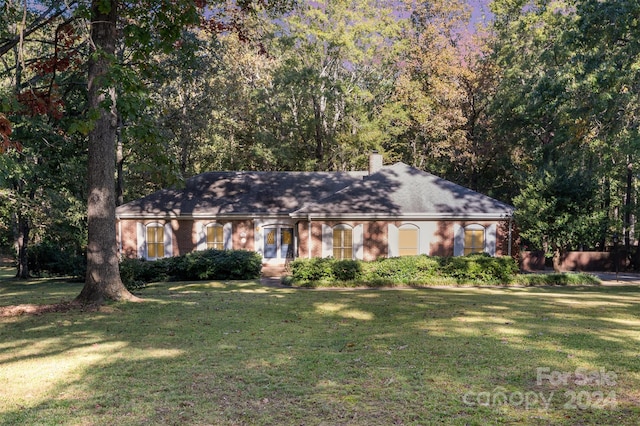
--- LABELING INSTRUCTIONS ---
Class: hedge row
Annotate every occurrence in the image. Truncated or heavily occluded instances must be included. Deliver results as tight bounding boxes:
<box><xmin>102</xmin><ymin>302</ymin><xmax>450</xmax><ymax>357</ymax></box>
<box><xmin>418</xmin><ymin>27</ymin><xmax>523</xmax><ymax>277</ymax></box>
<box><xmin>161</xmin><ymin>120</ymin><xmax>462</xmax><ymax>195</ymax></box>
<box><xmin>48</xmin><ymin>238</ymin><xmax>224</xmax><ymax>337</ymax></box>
<box><xmin>119</xmin><ymin>249</ymin><xmax>262</xmax><ymax>290</ymax></box>
<box><xmin>285</xmin><ymin>254</ymin><xmax>520</xmax><ymax>287</ymax></box>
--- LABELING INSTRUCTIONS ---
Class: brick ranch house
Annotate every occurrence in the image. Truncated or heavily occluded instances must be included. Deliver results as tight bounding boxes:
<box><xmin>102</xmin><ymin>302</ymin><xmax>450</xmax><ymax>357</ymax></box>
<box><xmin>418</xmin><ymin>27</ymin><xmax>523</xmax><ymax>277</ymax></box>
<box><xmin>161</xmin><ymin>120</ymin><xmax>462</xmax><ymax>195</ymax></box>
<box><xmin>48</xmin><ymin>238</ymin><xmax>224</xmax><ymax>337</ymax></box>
<box><xmin>116</xmin><ymin>154</ymin><xmax>515</xmax><ymax>275</ymax></box>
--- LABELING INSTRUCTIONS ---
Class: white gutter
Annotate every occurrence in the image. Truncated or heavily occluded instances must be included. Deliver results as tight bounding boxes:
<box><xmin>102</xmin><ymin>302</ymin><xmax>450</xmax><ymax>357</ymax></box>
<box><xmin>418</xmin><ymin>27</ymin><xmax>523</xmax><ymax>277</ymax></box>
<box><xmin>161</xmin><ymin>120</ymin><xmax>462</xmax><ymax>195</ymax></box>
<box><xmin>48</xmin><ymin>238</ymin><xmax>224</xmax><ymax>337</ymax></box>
<box><xmin>508</xmin><ymin>216</ymin><xmax>513</xmax><ymax>257</ymax></box>
<box><xmin>115</xmin><ymin>212</ymin><xmax>293</xmax><ymax>220</ymax></box>
<box><xmin>308</xmin><ymin>214</ymin><xmax>312</xmax><ymax>259</ymax></box>
<box><xmin>291</xmin><ymin>212</ymin><xmax>515</xmax><ymax>220</ymax></box>
<box><xmin>118</xmin><ymin>219</ymin><xmax>122</xmax><ymax>255</ymax></box>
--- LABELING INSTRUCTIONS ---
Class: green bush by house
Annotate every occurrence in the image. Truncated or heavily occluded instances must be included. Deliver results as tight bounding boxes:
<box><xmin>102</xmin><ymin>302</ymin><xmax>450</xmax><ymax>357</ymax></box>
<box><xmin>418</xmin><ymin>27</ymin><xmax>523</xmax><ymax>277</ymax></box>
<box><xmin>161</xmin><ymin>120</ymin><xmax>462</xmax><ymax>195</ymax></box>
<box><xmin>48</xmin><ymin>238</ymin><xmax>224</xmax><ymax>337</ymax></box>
<box><xmin>287</xmin><ymin>254</ymin><xmax>520</xmax><ymax>287</ymax></box>
<box><xmin>119</xmin><ymin>249</ymin><xmax>262</xmax><ymax>290</ymax></box>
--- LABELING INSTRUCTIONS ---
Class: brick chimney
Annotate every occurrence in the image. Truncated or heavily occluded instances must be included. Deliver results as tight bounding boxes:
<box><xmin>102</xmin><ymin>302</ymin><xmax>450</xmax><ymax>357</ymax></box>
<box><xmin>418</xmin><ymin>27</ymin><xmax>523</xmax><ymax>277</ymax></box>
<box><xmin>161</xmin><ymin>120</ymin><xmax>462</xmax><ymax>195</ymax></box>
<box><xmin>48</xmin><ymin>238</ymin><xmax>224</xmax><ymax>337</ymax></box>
<box><xmin>369</xmin><ymin>151</ymin><xmax>383</xmax><ymax>175</ymax></box>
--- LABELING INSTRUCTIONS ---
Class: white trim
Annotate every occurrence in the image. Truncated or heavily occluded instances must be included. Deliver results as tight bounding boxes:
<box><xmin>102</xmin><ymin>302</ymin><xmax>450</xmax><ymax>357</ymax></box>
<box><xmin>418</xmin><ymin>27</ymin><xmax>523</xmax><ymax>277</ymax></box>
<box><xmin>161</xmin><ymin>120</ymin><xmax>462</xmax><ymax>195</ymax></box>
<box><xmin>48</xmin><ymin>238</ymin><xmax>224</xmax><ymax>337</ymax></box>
<box><xmin>136</xmin><ymin>222</ymin><xmax>145</xmax><ymax>259</ymax></box>
<box><xmin>353</xmin><ymin>224</ymin><xmax>364</xmax><ymax>260</ymax></box>
<box><xmin>138</xmin><ymin>222</ymin><xmax>173</xmax><ymax>260</ymax></box>
<box><xmin>197</xmin><ymin>223</ymin><xmax>207</xmax><ymax>251</ymax></box>
<box><xmin>321</xmin><ymin>224</ymin><xmax>333</xmax><ymax>258</ymax></box>
<box><xmin>255</xmin><ymin>222</ymin><xmax>264</xmax><ymax>258</ymax></box>
<box><xmin>164</xmin><ymin>222</ymin><xmax>173</xmax><ymax>257</ymax></box>
<box><xmin>198</xmin><ymin>222</ymin><xmax>232</xmax><ymax>251</ymax></box>
<box><xmin>388</xmin><ymin>224</ymin><xmax>399</xmax><ymax>257</ymax></box>
<box><xmin>453</xmin><ymin>224</ymin><xmax>464</xmax><ymax>256</ymax></box>
<box><xmin>117</xmin><ymin>211</ymin><xmax>514</xmax><ymax>221</ymax></box>
<box><xmin>290</xmin><ymin>212</ymin><xmax>514</xmax><ymax>220</ymax></box>
<box><xmin>418</xmin><ymin>222</ymin><xmax>434</xmax><ymax>256</ymax></box>
<box><xmin>118</xmin><ymin>220</ymin><xmax>122</xmax><ymax>255</ymax></box>
<box><xmin>223</xmin><ymin>222</ymin><xmax>233</xmax><ymax>250</ymax></box>
<box><xmin>486</xmin><ymin>223</ymin><xmax>497</xmax><ymax>256</ymax></box>
<box><xmin>308</xmin><ymin>218</ymin><xmax>312</xmax><ymax>259</ymax></box>
<box><xmin>254</xmin><ymin>219</ymin><xmax>295</xmax><ymax>264</ymax></box>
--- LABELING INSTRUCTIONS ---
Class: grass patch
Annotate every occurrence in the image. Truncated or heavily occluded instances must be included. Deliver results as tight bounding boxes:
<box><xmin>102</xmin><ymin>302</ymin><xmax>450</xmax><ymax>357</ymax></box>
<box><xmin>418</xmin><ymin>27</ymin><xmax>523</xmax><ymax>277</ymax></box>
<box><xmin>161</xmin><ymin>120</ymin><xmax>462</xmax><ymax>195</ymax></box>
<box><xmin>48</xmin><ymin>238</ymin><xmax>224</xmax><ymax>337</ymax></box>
<box><xmin>1</xmin><ymin>267</ymin><xmax>639</xmax><ymax>425</ymax></box>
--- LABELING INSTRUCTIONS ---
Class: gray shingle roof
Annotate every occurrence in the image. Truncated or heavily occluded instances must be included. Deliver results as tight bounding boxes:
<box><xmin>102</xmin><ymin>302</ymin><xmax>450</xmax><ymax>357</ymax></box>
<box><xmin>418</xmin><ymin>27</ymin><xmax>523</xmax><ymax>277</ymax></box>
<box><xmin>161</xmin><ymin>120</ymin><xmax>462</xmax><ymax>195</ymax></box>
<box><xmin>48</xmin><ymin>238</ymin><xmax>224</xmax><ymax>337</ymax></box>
<box><xmin>116</xmin><ymin>170</ymin><xmax>368</xmax><ymax>218</ymax></box>
<box><xmin>116</xmin><ymin>163</ymin><xmax>513</xmax><ymax>219</ymax></box>
<box><xmin>291</xmin><ymin>162</ymin><xmax>513</xmax><ymax>219</ymax></box>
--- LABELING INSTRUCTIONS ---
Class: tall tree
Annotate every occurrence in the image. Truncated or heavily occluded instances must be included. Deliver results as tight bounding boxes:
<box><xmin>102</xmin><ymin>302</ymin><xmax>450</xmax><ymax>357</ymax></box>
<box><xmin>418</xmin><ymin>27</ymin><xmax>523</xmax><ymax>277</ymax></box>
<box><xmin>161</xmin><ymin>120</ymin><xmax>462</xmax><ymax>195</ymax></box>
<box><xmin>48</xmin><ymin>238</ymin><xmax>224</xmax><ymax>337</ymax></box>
<box><xmin>1</xmin><ymin>1</ymin><xmax>87</xmax><ymax>278</ymax></box>
<box><xmin>77</xmin><ymin>0</ymin><xmax>134</xmax><ymax>302</ymax></box>
<box><xmin>489</xmin><ymin>0</ymin><xmax>640</xmax><ymax>260</ymax></box>
<box><xmin>78</xmin><ymin>0</ymin><xmax>293</xmax><ymax>302</ymax></box>
<box><xmin>264</xmin><ymin>0</ymin><xmax>406</xmax><ymax>171</ymax></box>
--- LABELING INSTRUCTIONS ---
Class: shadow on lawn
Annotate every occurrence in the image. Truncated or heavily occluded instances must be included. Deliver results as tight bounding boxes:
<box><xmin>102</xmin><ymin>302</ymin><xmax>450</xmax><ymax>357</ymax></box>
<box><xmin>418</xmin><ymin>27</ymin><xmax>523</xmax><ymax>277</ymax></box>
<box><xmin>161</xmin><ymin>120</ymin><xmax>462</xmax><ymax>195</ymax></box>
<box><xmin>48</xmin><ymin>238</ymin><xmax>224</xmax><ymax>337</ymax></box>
<box><xmin>1</xmin><ymin>278</ymin><xmax>639</xmax><ymax>424</ymax></box>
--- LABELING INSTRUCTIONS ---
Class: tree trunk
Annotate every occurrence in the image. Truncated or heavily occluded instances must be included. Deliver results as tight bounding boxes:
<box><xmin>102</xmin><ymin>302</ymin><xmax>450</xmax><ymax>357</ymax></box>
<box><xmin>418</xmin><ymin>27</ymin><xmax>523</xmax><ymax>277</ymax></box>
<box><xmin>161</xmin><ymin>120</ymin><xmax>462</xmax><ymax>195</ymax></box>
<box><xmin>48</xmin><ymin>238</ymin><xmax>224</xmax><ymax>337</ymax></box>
<box><xmin>77</xmin><ymin>0</ymin><xmax>136</xmax><ymax>304</ymax></box>
<box><xmin>14</xmin><ymin>215</ymin><xmax>29</xmax><ymax>279</ymax></box>
<box><xmin>552</xmin><ymin>245</ymin><xmax>562</xmax><ymax>272</ymax></box>
<box><xmin>624</xmin><ymin>158</ymin><xmax>633</xmax><ymax>255</ymax></box>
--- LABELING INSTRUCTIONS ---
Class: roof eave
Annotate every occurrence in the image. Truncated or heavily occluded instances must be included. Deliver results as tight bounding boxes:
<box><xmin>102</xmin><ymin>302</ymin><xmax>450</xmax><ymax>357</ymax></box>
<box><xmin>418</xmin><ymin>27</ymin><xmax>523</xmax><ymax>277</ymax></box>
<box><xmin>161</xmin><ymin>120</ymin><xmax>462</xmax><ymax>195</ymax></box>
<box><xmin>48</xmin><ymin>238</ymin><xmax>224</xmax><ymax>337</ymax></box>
<box><xmin>116</xmin><ymin>212</ymin><xmax>294</xmax><ymax>220</ymax></box>
<box><xmin>290</xmin><ymin>211</ymin><xmax>514</xmax><ymax>220</ymax></box>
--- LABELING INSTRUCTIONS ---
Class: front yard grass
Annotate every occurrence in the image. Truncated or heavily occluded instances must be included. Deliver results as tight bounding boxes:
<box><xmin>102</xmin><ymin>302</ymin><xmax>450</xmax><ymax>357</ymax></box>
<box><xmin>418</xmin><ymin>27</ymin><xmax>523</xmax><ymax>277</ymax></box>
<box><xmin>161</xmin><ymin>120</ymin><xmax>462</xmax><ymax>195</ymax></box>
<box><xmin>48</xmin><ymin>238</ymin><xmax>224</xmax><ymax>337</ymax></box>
<box><xmin>1</xmin><ymin>267</ymin><xmax>639</xmax><ymax>425</ymax></box>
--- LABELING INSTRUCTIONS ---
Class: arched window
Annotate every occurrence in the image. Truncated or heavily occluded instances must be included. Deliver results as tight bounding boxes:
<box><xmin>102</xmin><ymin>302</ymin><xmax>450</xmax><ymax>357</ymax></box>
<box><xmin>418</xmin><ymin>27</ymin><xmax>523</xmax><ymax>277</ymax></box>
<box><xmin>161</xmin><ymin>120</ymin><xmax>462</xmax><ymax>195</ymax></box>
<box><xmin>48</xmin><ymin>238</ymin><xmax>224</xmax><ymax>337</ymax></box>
<box><xmin>322</xmin><ymin>224</ymin><xmax>363</xmax><ymax>260</ymax></box>
<box><xmin>206</xmin><ymin>224</ymin><xmax>224</xmax><ymax>250</ymax></box>
<box><xmin>138</xmin><ymin>222</ymin><xmax>172</xmax><ymax>260</ymax></box>
<box><xmin>454</xmin><ymin>223</ymin><xmax>496</xmax><ymax>256</ymax></box>
<box><xmin>333</xmin><ymin>225</ymin><xmax>353</xmax><ymax>260</ymax></box>
<box><xmin>198</xmin><ymin>222</ymin><xmax>232</xmax><ymax>251</ymax></box>
<box><xmin>147</xmin><ymin>224</ymin><xmax>164</xmax><ymax>259</ymax></box>
<box><xmin>464</xmin><ymin>224</ymin><xmax>485</xmax><ymax>255</ymax></box>
<box><xmin>398</xmin><ymin>224</ymin><xmax>419</xmax><ymax>256</ymax></box>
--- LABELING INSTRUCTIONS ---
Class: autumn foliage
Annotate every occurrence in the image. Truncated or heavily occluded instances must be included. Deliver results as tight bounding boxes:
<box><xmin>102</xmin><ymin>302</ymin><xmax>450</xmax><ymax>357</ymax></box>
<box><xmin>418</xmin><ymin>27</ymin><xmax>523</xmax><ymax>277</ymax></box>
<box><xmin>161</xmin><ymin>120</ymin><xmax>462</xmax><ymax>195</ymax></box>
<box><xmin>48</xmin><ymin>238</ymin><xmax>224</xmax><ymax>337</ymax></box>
<box><xmin>15</xmin><ymin>88</ymin><xmax>65</xmax><ymax>119</ymax></box>
<box><xmin>0</xmin><ymin>114</ymin><xmax>22</xmax><ymax>153</ymax></box>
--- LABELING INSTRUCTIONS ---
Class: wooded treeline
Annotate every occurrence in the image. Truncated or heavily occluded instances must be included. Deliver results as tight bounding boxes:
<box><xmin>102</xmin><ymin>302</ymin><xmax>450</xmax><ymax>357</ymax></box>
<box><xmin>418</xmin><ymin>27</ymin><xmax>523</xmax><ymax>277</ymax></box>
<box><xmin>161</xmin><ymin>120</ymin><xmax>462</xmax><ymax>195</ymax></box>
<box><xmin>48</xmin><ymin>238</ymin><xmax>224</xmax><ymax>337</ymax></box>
<box><xmin>1</xmin><ymin>0</ymin><xmax>639</xmax><ymax>279</ymax></box>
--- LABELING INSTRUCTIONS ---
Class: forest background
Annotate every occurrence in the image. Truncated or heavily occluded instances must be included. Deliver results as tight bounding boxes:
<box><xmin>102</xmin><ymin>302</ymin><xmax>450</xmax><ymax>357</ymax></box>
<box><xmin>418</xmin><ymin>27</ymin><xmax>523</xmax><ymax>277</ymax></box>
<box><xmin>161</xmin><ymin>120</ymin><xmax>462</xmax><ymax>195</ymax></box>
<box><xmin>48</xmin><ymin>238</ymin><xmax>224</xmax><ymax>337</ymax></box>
<box><xmin>1</xmin><ymin>0</ymin><xmax>639</xmax><ymax>284</ymax></box>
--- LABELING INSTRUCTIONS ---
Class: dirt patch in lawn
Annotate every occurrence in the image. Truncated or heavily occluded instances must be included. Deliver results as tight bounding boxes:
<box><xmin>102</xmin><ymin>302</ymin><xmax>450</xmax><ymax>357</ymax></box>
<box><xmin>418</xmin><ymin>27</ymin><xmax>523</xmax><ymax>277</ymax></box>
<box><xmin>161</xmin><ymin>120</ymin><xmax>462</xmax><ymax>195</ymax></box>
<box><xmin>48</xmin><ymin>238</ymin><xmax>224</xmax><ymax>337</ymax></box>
<box><xmin>0</xmin><ymin>301</ymin><xmax>106</xmax><ymax>317</ymax></box>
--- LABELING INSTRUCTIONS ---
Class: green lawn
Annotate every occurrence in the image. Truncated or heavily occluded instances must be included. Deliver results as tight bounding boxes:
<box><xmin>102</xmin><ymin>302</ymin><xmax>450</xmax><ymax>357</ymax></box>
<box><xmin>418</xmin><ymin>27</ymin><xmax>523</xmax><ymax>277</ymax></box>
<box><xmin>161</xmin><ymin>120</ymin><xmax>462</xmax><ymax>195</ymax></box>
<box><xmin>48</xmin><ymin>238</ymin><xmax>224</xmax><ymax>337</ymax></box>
<box><xmin>1</xmin><ymin>267</ymin><xmax>639</xmax><ymax>425</ymax></box>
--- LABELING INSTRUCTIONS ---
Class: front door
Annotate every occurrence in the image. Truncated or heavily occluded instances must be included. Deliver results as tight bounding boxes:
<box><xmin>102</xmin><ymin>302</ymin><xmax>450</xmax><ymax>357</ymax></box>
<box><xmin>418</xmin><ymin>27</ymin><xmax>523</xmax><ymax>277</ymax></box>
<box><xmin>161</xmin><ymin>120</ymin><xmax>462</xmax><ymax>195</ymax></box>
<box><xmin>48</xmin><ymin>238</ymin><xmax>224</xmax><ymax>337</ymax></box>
<box><xmin>263</xmin><ymin>226</ymin><xmax>294</xmax><ymax>260</ymax></box>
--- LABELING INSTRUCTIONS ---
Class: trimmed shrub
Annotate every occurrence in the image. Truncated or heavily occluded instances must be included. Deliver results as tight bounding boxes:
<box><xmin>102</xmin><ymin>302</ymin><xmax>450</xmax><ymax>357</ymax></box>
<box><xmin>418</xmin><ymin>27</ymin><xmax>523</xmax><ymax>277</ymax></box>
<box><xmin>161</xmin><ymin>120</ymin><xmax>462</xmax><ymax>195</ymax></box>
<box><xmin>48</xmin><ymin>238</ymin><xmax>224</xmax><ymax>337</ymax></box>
<box><xmin>441</xmin><ymin>253</ymin><xmax>518</xmax><ymax>284</ymax></box>
<box><xmin>288</xmin><ymin>254</ymin><xmax>519</xmax><ymax>287</ymax></box>
<box><xmin>289</xmin><ymin>258</ymin><xmax>334</xmax><ymax>283</ymax></box>
<box><xmin>331</xmin><ymin>259</ymin><xmax>362</xmax><ymax>281</ymax></box>
<box><xmin>361</xmin><ymin>255</ymin><xmax>442</xmax><ymax>285</ymax></box>
<box><xmin>119</xmin><ymin>249</ymin><xmax>262</xmax><ymax>290</ymax></box>
<box><xmin>119</xmin><ymin>257</ymin><xmax>168</xmax><ymax>289</ymax></box>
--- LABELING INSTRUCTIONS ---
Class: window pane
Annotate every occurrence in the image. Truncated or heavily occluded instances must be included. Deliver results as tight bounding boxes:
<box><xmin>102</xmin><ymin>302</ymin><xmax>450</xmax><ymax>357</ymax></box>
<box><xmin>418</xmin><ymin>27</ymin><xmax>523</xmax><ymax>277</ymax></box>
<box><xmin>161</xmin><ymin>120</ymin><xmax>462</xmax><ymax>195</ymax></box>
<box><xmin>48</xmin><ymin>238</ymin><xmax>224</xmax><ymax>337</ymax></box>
<box><xmin>399</xmin><ymin>228</ymin><xmax>418</xmax><ymax>256</ymax></box>
<box><xmin>464</xmin><ymin>228</ymin><xmax>484</xmax><ymax>255</ymax></box>
<box><xmin>475</xmin><ymin>230</ymin><xmax>485</xmax><ymax>249</ymax></box>
<box><xmin>343</xmin><ymin>229</ymin><xmax>352</xmax><ymax>248</ymax></box>
<box><xmin>333</xmin><ymin>247</ymin><xmax>342</xmax><ymax>259</ymax></box>
<box><xmin>333</xmin><ymin>229</ymin><xmax>342</xmax><ymax>248</ymax></box>
<box><xmin>148</xmin><ymin>227</ymin><xmax>156</xmax><ymax>243</ymax></box>
<box><xmin>147</xmin><ymin>226</ymin><xmax>165</xmax><ymax>259</ymax></box>
<box><xmin>281</xmin><ymin>228</ymin><xmax>293</xmax><ymax>258</ymax></box>
<box><xmin>343</xmin><ymin>248</ymin><xmax>353</xmax><ymax>260</ymax></box>
<box><xmin>207</xmin><ymin>225</ymin><xmax>224</xmax><ymax>249</ymax></box>
<box><xmin>464</xmin><ymin>230</ymin><xmax>473</xmax><ymax>248</ymax></box>
<box><xmin>148</xmin><ymin>241</ymin><xmax>157</xmax><ymax>258</ymax></box>
<box><xmin>332</xmin><ymin>227</ymin><xmax>353</xmax><ymax>260</ymax></box>
<box><xmin>264</xmin><ymin>229</ymin><xmax>277</xmax><ymax>258</ymax></box>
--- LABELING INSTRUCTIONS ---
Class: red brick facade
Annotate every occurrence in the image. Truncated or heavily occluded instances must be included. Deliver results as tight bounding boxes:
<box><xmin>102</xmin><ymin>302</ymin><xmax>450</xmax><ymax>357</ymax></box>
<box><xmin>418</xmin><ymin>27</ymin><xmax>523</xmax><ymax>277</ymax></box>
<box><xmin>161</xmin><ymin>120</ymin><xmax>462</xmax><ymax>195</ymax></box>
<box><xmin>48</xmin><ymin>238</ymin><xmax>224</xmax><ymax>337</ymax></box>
<box><xmin>119</xmin><ymin>218</ymin><xmax>512</xmax><ymax>268</ymax></box>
